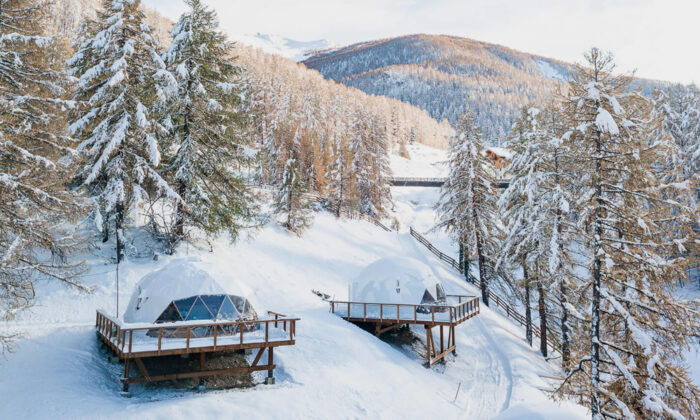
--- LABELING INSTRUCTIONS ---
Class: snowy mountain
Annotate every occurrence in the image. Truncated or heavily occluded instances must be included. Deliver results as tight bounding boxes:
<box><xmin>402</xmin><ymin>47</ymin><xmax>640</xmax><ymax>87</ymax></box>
<box><xmin>303</xmin><ymin>34</ymin><xmax>667</xmax><ymax>142</ymax></box>
<box><xmin>232</xmin><ymin>33</ymin><xmax>336</xmax><ymax>62</ymax></box>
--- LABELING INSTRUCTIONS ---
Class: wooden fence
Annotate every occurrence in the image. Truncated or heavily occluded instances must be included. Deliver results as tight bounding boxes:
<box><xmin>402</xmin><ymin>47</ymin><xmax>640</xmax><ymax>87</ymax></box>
<box><xmin>408</xmin><ymin>227</ymin><xmax>560</xmax><ymax>351</ymax></box>
<box><xmin>330</xmin><ymin>294</ymin><xmax>479</xmax><ymax>326</ymax></box>
<box><xmin>96</xmin><ymin>310</ymin><xmax>298</xmax><ymax>358</ymax></box>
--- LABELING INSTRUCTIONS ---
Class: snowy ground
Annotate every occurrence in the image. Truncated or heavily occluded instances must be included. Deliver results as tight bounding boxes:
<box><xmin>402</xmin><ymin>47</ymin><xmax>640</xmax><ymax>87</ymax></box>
<box><xmin>0</xmin><ymin>144</ymin><xmax>597</xmax><ymax>419</ymax></box>
<box><xmin>390</xmin><ymin>142</ymin><xmax>448</xmax><ymax>178</ymax></box>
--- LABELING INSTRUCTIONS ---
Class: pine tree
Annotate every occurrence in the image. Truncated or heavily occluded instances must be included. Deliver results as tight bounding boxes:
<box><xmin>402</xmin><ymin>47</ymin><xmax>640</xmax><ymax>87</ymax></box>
<box><xmin>0</xmin><ymin>0</ymin><xmax>86</xmax><ymax>354</ymax></box>
<box><xmin>273</xmin><ymin>157</ymin><xmax>313</xmax><ymax>235</ymax></box>
<box><xmin>68</xmin><ymin>0</ymin><xmax>179</xmax><ymax>262</ymax></box>
<box><xmin>350</xmin><ymin>109</ymin><xmax>391</xmax><ymax>217</ymax></box>
<box><xmin>161</xmin><ymin>0</ymin><xmax>258</xmax><ymax>244</ymax></box>
<box><xmin>325</xmin><ymin>133</ymin><xmax>355</xmax><ymax>216</ymax></box>
<box><xmin>437</xmin><ymin>111</ymin><xmax>500</xmax><ymax>306</ymax></box>
<box><xmin>657</xmin><ymin>84</ymin><xmax>700</xmax><ymax>186</ymax></box>
<box><xmin>555</xmin><ymin>48</ymin><xmax>699</xmax><ymax>419</ymax></box>
<box><xmin>499</xmin><ymin>105</ymin><xmax>579</xmax><ymax>359</ymax></box>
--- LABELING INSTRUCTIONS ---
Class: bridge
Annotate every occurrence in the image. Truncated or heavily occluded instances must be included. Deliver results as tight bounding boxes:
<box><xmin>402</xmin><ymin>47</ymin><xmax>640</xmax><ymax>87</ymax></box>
<box><xmin>388</xmin><ymin>177</ymin><xmax>510</xmax><ymax>189</ymax></box>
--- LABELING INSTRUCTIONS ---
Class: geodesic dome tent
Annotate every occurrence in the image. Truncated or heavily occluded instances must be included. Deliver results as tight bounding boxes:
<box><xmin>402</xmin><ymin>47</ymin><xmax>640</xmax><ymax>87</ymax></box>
<box><xmin>123</xmin><ymin>259</ymin><xmax>257</xmax><ymax>337</ymax></box>
<box><xmin>349</xmin><ymin>256</ymin><xmax>447</xmax><ymax>309</ymax></box>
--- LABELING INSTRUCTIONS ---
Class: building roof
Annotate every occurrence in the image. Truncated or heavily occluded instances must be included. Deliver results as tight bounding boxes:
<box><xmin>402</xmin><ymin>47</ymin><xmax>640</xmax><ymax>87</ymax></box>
<box><xmin>485</xmin><ymin>146</ymin><xmax>514</xmax><ymax>160</ymax></box>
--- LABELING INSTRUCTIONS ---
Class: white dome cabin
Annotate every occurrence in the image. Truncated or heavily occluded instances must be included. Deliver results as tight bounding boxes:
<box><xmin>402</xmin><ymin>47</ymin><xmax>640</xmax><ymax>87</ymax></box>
<box><xmin>95</xmin><ymin>259</ymin><xmax>299</xmax><ymax>395</ymax></box>
<box><xmin>123</xmin><ymin>259</ymin><xmax>257</xmax><ymax>332</ymax></box>
<box><xmin>349</xmin><ymin>256</ymin><xmax>447</xmax><ymax>308</ymax></box>
<box><xmin>331</xmin><ymin>256</ymin><xmax>481</xmax><ymax>366</ymax></box>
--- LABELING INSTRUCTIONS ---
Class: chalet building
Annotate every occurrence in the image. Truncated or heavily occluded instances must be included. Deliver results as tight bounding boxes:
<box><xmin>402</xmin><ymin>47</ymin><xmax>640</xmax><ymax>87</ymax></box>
<box><xmin>485</xmin><ymin>147</ymin><xmax>513</xmax><ymax>170</ymax></box>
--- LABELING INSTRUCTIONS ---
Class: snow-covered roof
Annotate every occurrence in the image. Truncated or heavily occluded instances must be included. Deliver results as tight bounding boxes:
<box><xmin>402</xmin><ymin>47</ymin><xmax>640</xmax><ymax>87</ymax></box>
<box><xmin>486</xmin><ymin>146</ymin><xmax>514</xmax><ymax>160</ymax></box>
<box><xmin>350</xmin><ymin>256</ymin><xmax>445</xmax><ymax>304</ymax></box>
<box><xmin>123</xmin><ymin>258</ymin><xmax>247</xmax><ymax>323</ymax></box>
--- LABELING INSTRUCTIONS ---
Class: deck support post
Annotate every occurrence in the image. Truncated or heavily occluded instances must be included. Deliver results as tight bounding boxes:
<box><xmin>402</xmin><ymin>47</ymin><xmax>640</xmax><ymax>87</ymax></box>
<box><xmin>425</xmin><ymin>325</ymin><xmax>432</xmax><ymax>366</ymax></box>
<box><xmin>440</xmin><ymin>326</ymin><xmax>444</xmax><ymax>355</ymax></box>
<box><xmin>265</xmin><ymin>347</ymin><xmax>275</xmax><ymax>385</ymax></box>
<box><xmin>120</xmin><ymin>359</ymin><xmax>131</xmax><ymax>397</ymax></box>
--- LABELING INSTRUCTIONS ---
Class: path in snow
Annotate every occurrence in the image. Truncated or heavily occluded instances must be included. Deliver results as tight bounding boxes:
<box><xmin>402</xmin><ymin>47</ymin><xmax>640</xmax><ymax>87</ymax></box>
<box><xmin>396</xmin><ymin>230</ymin><xmax>514</xmax><ymax>418</ymax></box>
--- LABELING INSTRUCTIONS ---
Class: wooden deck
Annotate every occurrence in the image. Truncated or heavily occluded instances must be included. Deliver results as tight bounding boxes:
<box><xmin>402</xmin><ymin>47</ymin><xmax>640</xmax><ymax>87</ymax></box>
<box><xmin>96</xmin><ymin>310</ymin><xmax>299</xmax><ymax>395</ymax></box>
<box><xmin>330</xmin><ymin>295</ymin><xmax>479</xmax><ymax>366</ymax></box>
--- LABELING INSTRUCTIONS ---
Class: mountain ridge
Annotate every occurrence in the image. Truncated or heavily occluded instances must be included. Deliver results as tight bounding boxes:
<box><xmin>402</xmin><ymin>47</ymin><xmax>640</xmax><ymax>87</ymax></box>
<box><xmin>303</xmin><ymin>33</ymin><xmax>667</xmax><ymax>142</ymax></box>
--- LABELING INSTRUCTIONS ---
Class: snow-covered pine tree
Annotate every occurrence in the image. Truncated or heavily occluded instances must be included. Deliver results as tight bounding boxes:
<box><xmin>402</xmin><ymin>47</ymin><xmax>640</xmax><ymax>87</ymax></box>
<box><xmin>161</xmin><ymin>0</ymin><xmax>258</xmax><ymax>244</ymax></box>
<box><xmin>437</xmin><ymin>111</ymin><xmax>500</xmax><ymax>306</ymax></box>
<box><xmin>350</xmin><ymin>109</ymin><xmax>391</xmax><ymax>217</ymax></box>
<box><xmin>498</xmin><ymin>106</ymin><xmax>543</xmax><ymax>348</ymax></box>
<box><xmin>273</xmin><ymin>157</ymin><xmax>313</xmax><ymax>235</ymax></box>
<box><xmin>657</xmin><ymin>84</ymin><xmax>700</xmax><ymax>187</ymax></box>
<box><xmin>498</xmin><ymin>105</ymin><xmax>578</xmax><ymax>359</ymax></box>
<box><xmin>325</xmin><ymin>132</ymin><xmax>355</xmax><ymax>217</ymax></box>
<box><xmin>0</xmin><ymin>0</ymin><xmax>86</xmax><ymax>354</ymax></box>
<box><xmin>555</xmin><ymin>48</ymin><xmax>700</xmax><ymax>419</ymax></box>
<box><xmin>68</xmin><ymin>0</ymin><xmax>179</xmax><ymax>262</ymax></box>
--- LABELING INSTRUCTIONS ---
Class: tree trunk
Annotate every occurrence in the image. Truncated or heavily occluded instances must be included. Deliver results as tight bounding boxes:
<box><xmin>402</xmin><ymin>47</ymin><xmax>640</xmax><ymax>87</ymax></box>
<box><xmin>523</xmin><ymin>258</ymin><xmax>532</xmax><ymax>346</ymax></box>
<box><xmin>553</xmin><ymin>147</ymin><xmax>571</xmax><ymax>368</ymax></box>
<box><xmin>115</xmin><ymin>200</ymin><xmax>125</xmax><ymax>264</ymax></box>
<box><xmin>559</xmin><ymin>276</ymin><xmax>570</xmax><ymax>369</ymax></box>
<box><xmin>475</xmin><ymin>229</ymin><xmax>488</xmax><ymax>306</ymax></box>
<box><xmin>174</xmin><ymin>179</ymin><xmax>187</xmax><ymax>240</ymax></box>
<box><xmin>590</xmin><ymin>67</ymin><xmax>603</xmax><ymax>417</ymax></box>
<box><xmin>458</xmin><ymin>242</ymin><xmax>464</xmax><ymax>271</ymax></box>
<box><xmin>537</xmin><ymin>280</ymin><xmax>547</xmax><ymax>357</ymax></box>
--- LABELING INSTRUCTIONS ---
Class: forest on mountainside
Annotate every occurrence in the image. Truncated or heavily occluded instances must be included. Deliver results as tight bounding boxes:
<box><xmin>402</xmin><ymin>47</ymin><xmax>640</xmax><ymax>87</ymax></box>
<box><xmin>304</xmin><ymin>34</ymin><xmax>668</xmax><ymax>143</ymax></box>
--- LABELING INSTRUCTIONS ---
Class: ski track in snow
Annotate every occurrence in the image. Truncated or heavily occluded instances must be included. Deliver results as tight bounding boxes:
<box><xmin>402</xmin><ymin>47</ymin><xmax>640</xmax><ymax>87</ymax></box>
<box><xmin>397</xmin><ymin>230</ymin><xmax>514</xmax><ymax>417</ymax></box>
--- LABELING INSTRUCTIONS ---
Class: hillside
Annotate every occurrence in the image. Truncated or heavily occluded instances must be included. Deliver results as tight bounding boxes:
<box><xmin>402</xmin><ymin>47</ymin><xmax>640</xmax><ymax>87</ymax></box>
<box><xmin>303</xmin><ymin>34</ymin><xmax>666</xmax><ymax>142</ymax></box>
<box><xmin>0</xmin><ymin>144</ymin><xmax>590</xmax><ymax>419</ymax></box>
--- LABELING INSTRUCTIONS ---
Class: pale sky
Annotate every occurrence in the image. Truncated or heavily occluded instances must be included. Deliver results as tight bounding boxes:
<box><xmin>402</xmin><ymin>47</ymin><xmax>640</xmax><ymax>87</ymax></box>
<box><xmin>144</xmin><ymin>0</ymin><xmax>699</xmax><ymax>84</ymax></box>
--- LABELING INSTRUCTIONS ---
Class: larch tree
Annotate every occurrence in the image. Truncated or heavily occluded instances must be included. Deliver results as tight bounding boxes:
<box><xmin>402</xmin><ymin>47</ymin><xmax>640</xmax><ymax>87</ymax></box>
<box><xmin>437</xmin><ymin>111</ymin><xmax>500</xmax><ymax>306</ymax></box>
<box><xmin>68</xmin><ymin>0</ymin><xmax>179</xmax><ymax>262</ymax></box>
<box><xmin>555</xmin><ymin>48</ymin><xmax>700</xmax><ymax>419</ymax></box>
<box><xmin>161</xmin><ymin>0</ymin><xmax>258</xmax><ymax>245</ymax></box>
<box><xmin>0</xmin><ymin>0</ymin><xmax>86</xmax><ymax>354</ymax></box>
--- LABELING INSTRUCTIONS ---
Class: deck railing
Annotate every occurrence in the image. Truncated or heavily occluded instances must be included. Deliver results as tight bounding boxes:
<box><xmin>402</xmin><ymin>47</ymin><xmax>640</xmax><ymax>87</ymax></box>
<box><xmin>96</xmin><ymin>310</ymin><xmax>299</xmax><ymax>357</ymax></box>
<box><xmin>330</xmin><ymin>294</ymin><xmax>479</xmax><ymax>325</ymax></box>
<box><xmin>408</xmin><ymin>227</ymin><xmax>560</xmax><ymax>351</ymax></box>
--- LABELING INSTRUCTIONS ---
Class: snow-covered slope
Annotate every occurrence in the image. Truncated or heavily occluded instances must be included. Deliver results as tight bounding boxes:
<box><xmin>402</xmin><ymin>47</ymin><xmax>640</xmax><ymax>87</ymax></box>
<box><xmin>0</xmin><ymin>144</ymin><xmax>592</xmax><ymax>419</ymax></box>
<box><xmin>0</xmin><ymin>213</ymin><xmax>586</xmax><ymax>419</ymax></box>
<box><xmin>232</xmin><ymin>33</ymin><xmax>335</xmax><ymax>61</ymax></box>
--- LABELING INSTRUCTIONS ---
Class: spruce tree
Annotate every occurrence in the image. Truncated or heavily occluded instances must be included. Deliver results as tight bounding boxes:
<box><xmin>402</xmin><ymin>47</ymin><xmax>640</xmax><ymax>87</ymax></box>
<box><xmin>325</xmin><ymin>133</ymin><xmax>355</xmax><ymax>216</ymax></box>
<box><xmin>437</xmin><ymin>111</ymin><xmax>500</xmax><ymax>306</ymax></box>
<box><xmin>68</xmin><ymin>0</ymin><xmax>179</xmax><ymax>262</ymax></box>
<box><xmin>273</xmin><ymin>157</ymin><xmax>313</xmax><ymax>235</ymax></box>
<box><xmin>161</xmin><ymin>0</ymin><xmax>258</xmax><ymax>243</ymax></box>
<box><xmin>0</xmin><ymin>0</ymin><xmax>86</xmax><ymax>354</ymax></box>
<box><xmin>555</xmin><ymin>48</ymin><xmax>699</xmax><ymax>419</ymax></box>
<box><xmin>350</xmin><ymin>109</ymin><xmax>391</xmax><ymax>217</ymax></box>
